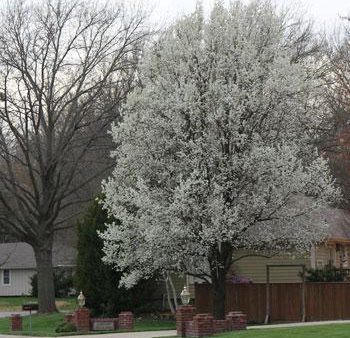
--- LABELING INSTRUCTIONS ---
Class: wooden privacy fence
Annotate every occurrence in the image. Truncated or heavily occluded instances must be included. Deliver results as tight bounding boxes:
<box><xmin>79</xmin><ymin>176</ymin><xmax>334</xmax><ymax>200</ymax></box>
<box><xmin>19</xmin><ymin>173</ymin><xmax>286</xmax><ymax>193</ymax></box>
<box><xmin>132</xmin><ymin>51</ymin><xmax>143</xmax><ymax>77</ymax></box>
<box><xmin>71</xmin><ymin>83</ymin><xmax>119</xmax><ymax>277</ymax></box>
<box><xmin>195</xmin><ymin>282</ymin><xmax>350</xmax><ymax>323</ymax></box>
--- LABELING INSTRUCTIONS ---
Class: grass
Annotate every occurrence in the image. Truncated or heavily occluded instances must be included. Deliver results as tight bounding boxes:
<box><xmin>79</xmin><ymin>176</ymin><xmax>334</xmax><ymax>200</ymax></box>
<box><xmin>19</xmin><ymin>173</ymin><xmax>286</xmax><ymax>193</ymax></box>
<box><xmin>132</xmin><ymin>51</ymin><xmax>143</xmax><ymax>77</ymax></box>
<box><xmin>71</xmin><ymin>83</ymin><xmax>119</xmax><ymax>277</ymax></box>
<box><xmin>134</xmin><ymin>318</ymin><xmax>175</xmax><ymax>331</ymax></box>
<box><xmin>0</xmin><ymin>313</ymin><xmax>175</xmax><ymax>336</ymax></box>
<box><xmin>0</xmin><ymin>297</ymin><xmax>76</xmax><ymax>312</ymax></box>
<box><xmin>0</xmin><ymin>296</ymin><xmax>175</xmax><ymax>336</ymax></box>
<box><xmin>165</xmin><ymin>324</ymin><xmax>350</xmax><ymax>338</ymax></box>
<box><xmin>0</xmin><ymin>312</ymin><xmax>64</xmax><ymax>336</ymax></box>
<box><xmin>2</xmin><ymin>298</ymin><xmax>350</xmax><ymax>338</ymax></box>
<box><xmin>222</xmin><ymin>324</ymin><xmax>350</xmax><ymax>338</ymax></box>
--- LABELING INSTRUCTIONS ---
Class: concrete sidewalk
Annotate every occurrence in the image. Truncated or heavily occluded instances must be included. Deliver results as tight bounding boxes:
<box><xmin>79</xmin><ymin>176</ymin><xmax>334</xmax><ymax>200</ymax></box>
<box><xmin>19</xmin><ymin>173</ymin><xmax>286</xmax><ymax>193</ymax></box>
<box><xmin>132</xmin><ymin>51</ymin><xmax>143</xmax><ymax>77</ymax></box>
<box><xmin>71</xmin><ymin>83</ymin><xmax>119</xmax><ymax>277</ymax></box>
<box><xmin>0</xmin><ymin>330</ymin><xmax>177</xmax><ymax>338</ymax></box>
<box><xmin>66</xmin><ymin>331</ymin><xmax>176</xmax><ymax>338</ymax></box>
<box><xmin>249</xmin><ymin>319</ymin><xmax>350</xmax><ymax>329</ymax></box>
<box><xmin>1</xmin><ymin>320</ymin><xmax>350</xmax><ymax>338</ymax></box>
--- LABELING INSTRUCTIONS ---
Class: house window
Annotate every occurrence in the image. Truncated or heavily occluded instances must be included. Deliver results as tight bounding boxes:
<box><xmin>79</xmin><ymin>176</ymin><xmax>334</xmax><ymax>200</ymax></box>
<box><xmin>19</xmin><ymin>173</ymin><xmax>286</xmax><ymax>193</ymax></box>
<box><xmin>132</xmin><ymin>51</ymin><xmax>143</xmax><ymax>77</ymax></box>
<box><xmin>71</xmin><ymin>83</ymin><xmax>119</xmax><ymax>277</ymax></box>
<box><xmin>343</xmin><ymin>248</ymin><xmax>349</xmax><ymax>268</ymax></box>
<box><xmin>3</xmin><ymin>269</ymin><xmax>10</xmax><ymax>285</ymax></box>
<box><xmin>316</xmin><ymin>260</ymin><xmax>324</xmax><ymax>269</ymax></box>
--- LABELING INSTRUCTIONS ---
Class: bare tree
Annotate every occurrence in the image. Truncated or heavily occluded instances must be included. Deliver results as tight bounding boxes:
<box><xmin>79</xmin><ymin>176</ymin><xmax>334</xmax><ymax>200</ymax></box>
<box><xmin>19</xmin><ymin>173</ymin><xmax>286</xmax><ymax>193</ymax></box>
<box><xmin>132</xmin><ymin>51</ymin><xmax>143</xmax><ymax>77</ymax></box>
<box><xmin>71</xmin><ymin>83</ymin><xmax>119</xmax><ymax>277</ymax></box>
<box><xmin>320</xmin><ymin>20</ymin><xmax>350</xmax><ymax>208</ymax></box>
<box><xmin>0</xmin><ymin>0</ymin><xmax>149</xmax><ymax>312</ymax></box>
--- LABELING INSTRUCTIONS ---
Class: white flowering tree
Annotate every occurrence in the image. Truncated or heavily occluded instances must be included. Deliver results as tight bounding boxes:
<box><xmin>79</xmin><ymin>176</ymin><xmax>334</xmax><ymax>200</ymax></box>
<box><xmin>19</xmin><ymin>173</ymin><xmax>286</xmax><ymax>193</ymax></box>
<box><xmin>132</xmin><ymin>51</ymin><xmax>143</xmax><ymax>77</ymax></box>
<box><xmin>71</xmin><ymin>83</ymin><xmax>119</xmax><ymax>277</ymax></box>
<box><xmin>101</xmin><ymin>2</ymin><xmax>340</xmax><ymax>319</ymax></box>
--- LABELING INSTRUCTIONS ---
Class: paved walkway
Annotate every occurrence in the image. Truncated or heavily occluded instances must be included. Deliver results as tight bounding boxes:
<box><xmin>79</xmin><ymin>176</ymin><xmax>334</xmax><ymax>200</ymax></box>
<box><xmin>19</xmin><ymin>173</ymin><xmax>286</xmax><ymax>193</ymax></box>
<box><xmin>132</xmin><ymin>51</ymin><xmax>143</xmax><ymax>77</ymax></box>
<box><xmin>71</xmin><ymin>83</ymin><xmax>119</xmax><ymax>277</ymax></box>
<box><xmin>249</xmin><ymin>319</ymin><xmax>350</xmax><ymax>329</ymax></box>
<box><xmin>0</xmin><ymin>330</ymin><xmax>177</xmax><ymax>338</ymax></box>
<box><xmin>0</xmin><ymin>319</ymin><xmax>350</xmax><ymax>338</ymax></box>
<box><xmin>0</xmin><ymin>311</ymin><xmax>37</xmax><ymax>318</ymax></box>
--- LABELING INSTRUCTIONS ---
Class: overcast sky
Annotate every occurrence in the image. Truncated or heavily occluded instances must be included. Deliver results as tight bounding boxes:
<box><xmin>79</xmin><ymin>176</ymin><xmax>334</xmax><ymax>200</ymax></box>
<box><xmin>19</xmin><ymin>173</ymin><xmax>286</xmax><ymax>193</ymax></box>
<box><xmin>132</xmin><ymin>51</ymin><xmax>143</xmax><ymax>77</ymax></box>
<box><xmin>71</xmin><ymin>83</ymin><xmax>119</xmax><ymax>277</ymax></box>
<box><xmin>147</xmin><ymin>0</ymin><xmax>350</xmax><ymax>32</ymax></box>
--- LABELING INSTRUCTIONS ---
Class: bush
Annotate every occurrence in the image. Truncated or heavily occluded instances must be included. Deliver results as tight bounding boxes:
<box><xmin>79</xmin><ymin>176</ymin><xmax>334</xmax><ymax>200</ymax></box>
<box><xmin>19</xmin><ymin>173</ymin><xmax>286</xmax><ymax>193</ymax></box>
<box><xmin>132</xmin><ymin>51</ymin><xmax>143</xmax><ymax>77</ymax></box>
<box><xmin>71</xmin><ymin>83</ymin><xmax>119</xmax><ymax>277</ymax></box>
<box><xmin>55</xmin><ymin>321</ymin><xmax>77</xmax><ymax>333</ymax></box>
<box><xmin>304</xmin><ymin>262</ymin><xmax>347</xmax><ymax>282</ymax></box>
<box><xmin>75</xmin><ymin>196</ymin><xmax>157</xmax><ymax>317</ymax></box>
<box><xmin>30</xmin><ymin>269</ymin><xmax>74</xmax><ymax>297</ymax></box>
<box><xmin>134</xmin><ymin>301</ymin><xmax>163</xmax><ymax>316</ymax></box>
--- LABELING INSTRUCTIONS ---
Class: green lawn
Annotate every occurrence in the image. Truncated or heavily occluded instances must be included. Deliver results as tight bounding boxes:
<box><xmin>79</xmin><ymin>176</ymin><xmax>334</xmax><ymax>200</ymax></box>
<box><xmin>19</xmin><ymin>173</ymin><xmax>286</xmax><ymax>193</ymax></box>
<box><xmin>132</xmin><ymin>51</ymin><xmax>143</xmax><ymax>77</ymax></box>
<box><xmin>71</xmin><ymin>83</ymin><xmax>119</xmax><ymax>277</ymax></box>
<box><xmin>0</xmin><ymin>312</ymin><xmax>64</xmax><ymax>336</ymax></box>
<box><xmin>183</xmin><ymin>324</ymin><xmax>350</xmax><ymax>338</ymax></box>
<box><xmin>165</xmin><ymin>324</ymin><xmax>350</xmax><ymax>338</ymax></box>
<box><xmin>134</xmin><ymin>318</ymin><xmax>175</xmax><ymax>331</ymax></box>
<box><xmin>0</xmin><ymin>313</ymin><xmax>175</xmax><ymax>336</ymax></box>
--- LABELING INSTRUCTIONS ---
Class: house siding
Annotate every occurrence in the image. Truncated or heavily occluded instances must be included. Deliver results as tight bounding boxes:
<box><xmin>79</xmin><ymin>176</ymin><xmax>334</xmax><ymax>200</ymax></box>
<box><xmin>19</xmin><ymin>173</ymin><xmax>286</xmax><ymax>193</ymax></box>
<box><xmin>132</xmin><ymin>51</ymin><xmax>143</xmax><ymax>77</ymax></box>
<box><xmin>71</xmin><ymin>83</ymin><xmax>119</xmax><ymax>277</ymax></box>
<box><xmin>0</xmin><ymin>269</ymin><xmax>35</xmax><ymax>296</ymax></box>
<box><xmin>231</xmin><ymin>252</ymin><xmax>309</xmax><ymax>283</ymax></box>
<box><xmin>314</xmin><ymin>245</ymin><xmax>333</xmax><ymax>268</ymax></box>
<box><xmin>311</xmin><ymin>244</ymin><xmax>350</xmax><ymax>268</ymax></box>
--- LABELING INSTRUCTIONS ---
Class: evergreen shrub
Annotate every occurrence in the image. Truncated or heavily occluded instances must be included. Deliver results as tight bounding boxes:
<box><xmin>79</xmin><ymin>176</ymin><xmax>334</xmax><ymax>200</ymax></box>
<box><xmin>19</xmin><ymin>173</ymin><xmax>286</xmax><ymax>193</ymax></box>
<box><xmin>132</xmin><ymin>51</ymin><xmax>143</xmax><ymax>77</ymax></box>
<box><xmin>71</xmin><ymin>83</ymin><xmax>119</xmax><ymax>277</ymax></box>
<box><xmin>75</xmin><ymin>196</ymin><xmax>157</xmax><ymax>317</ymax></box>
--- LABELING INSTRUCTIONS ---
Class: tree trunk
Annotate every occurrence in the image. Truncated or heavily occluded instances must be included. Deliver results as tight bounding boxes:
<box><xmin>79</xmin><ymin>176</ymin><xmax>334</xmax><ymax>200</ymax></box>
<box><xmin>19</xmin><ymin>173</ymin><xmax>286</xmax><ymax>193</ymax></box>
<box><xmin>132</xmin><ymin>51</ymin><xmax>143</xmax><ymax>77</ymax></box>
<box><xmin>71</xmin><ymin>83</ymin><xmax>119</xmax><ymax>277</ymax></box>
<box><xmin>164</xmin><ymin>273</ymin><xmax>175</xmax><ymax>314</ymax></box>
<box><xmin>33</xmin><ymin>244</ymin><xmax>56</xmax><ymax>313</ymax></box>
<box><xmin>168</xmin><ymin>273</ymin><xmax>178</xmax><ymax>309</ymax></box>
<box><xmin>210</xmin><ymin>242</ymin><xmax>233</xmax><ymax>320</ymax></box>
<box><xmin>212</xmin><ymin>267</ymin><xmax>227</xmax><ymax>319</ymax></box>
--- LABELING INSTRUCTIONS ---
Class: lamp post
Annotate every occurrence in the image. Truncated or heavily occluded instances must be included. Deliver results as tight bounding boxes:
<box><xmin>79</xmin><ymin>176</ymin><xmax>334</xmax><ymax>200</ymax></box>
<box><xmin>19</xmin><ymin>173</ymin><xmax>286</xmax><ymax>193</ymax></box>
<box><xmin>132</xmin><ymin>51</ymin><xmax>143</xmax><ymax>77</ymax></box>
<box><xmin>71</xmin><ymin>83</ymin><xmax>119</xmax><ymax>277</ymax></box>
<box><xmin>77</xmin><ymin>291</ymin><xmax>85</xmax><ymax>308</ymax></box>
<box><xmin>180</xmin><ymin>286</ymin><xmax>191</xmax><ymax>305</ymax></box>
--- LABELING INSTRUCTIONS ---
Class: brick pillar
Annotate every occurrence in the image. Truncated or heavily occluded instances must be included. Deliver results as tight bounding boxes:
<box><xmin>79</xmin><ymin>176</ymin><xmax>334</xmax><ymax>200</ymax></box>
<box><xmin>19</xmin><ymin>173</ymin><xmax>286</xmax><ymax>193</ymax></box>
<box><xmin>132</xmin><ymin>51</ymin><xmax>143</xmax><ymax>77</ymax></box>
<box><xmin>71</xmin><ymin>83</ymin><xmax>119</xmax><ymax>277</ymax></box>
<box><xmin>74</xmin><ymin>307</ymin><xmax>90</xmax><ymax>331</ymax></box>
<box><xmin>118</xmin><ymin>311</ymin><xmax>134</xmax><ymax>330</ymax></box>
<box><xmin>226</xmin><ymin>311</ymin><xmax>247</xmax><ymax>330</ymax></box>
<box><xmin>176</xmin><ymin>305</ymin><xmax>196</xmax><ymax>337</ymax></box>
<box><xmin>10</xmin><ymin>314</ymin><xmax>22</xmax><ymax>331</ymax></box>
<box><xmin>64</xmin><ymin>313</ymin><xmax>74</xmax><ymax>323</ymax></box>
<box><xmin>192</xmin><ymin>313</ymin><xmax>214</xmax><ymax>337</ymax></box>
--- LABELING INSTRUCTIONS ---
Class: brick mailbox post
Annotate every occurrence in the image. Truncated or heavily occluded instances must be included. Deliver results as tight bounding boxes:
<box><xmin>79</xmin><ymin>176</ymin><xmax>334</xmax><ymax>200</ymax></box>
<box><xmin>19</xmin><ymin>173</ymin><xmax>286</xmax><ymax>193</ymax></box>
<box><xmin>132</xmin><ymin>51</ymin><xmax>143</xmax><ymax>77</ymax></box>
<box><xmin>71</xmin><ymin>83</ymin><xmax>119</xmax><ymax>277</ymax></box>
<box><xmin>10</xmin><ymin>314</ymin><xmax>22</xmax><ymax>331</ymax></box>
<box><xmin>118</xmin><ymin>311</ymin><xmax>134</xmax><ymax>330</ymax></box>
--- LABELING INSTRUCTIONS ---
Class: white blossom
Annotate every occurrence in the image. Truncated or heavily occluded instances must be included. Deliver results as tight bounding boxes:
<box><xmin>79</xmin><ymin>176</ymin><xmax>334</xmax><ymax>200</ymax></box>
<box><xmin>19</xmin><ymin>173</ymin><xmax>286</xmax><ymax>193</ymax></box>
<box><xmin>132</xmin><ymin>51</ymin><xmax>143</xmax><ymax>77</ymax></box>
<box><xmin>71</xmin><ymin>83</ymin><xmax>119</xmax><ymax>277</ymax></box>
<box><xmin>100</xmin><ymin>1</ymin><xmax>340</xmax><ymax>293</ymax></box>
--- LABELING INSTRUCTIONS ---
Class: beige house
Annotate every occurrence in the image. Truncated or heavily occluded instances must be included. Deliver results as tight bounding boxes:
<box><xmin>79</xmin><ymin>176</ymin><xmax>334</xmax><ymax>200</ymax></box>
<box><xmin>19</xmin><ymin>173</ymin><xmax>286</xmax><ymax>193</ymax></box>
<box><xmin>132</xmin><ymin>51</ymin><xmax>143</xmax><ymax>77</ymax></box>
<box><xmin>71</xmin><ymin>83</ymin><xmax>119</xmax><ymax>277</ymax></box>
<box><xmin>0</xmin><ymin>242</ymin><xmax>76</xmax><ymax>296</ymax></box>
<box><xmin>231</xmin><ymin>208</ymin><xmax>350</xmax><ymax>283</ymax></box>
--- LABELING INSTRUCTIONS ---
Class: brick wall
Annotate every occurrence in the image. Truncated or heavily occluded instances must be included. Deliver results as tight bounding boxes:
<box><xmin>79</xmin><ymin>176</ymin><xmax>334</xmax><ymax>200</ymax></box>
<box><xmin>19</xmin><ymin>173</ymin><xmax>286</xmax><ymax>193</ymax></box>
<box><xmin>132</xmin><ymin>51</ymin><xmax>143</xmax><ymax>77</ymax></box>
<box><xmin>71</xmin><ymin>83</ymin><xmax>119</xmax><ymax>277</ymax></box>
<box><xmin>65</xmin><ymin>309</ymin><xmax>135</xmax><ymax>332</ymax></box>
<box><xmin>118</xmin><ymin>311</ymin><xmax>134</xmax><ymax>330</ymax></box>
<box><xmin>64</xmin><ymin>313</ymin><xmax>74</xmax><ymax>323</ymax></box>
<box><xmin>213</xmin><ymin>319</ymin><xmax>229</xmax><ymax>333</ymax></box>
<box><xmin>91</xmin><ymin>318</ymin><xmax>118</xmax><ymax>330</ymax></box>
<box><xmin>190</xmin><ymin>314</ymin><xmax>214</xmax><ymax>337</ymax></box>
<box><xmin>176</xmin><ymin>306</ymin><xmax>247</xmax><ymax>337</ymax></box>
<box><xmin>226</xmin><ymin>311</ymin><xmax>247</xmax><ymax>330</ymax></box>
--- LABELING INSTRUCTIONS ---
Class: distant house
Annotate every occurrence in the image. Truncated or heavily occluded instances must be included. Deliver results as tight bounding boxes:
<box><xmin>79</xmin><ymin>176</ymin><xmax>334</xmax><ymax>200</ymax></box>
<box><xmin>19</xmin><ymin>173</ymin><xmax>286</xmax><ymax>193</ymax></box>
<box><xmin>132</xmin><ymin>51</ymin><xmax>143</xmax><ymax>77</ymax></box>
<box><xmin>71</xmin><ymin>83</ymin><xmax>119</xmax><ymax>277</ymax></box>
<box><xmin>171</xmin><ymin>208</ymin><xmax>350</xmax><ymax>302</ymax></box>
<box><xmin>0</xmin><ymin>242</ymin><xmax>76</xmax><ymax>296</ymax></box>
<box><xmin>230</xmin><ymin>208</ymin><xmax>350</xmax><ymax>283</ymax></box>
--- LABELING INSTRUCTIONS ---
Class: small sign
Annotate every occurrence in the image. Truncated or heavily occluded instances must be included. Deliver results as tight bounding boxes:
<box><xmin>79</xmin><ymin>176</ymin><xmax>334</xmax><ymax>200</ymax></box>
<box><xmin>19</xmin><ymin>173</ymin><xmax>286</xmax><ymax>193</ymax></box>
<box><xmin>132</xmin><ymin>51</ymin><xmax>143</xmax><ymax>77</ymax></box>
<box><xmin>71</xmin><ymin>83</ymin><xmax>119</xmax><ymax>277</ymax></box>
<box><xmin>91</xmin><ymin>320</ymin><xmax>116</xmax><ymax>331</ymax></box>
<box><xmin>22</xmin><ymin>304</ymin><xmax>38</xmax><ymax>311</ymax></box>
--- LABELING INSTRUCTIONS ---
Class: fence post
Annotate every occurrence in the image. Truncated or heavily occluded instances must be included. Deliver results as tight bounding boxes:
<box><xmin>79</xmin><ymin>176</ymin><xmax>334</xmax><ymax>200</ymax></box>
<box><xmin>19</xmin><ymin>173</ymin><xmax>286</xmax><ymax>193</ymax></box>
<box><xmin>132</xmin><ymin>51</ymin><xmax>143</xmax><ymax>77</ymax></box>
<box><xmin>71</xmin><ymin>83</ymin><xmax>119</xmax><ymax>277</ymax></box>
<box><xmin>301</xmin><ymin>265</ymin><xmax>306</xmax><ymax>322</ymax></box>
<box><xmin>265</xmin><ymin>265</ymin><xmax>270</xmax><ymax>324</ymax></box>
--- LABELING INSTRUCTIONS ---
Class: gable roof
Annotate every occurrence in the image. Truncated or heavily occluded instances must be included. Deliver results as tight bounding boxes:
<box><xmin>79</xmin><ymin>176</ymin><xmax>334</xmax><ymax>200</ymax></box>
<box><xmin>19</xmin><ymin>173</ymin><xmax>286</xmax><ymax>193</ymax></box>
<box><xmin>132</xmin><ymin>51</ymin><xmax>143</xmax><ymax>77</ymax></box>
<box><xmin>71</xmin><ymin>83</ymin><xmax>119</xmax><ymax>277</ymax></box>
<box><xmin>1</xmin><ymin>208</ymin><xmax>350</xmax><ymax>269</ymax></box>
<box><xmin>0</xmin><ymin>242</ymin><xmax>76</xmax><ymax>269</ymax></box>
<box><xmin>324</xmin><ymin>208</ymin><xmax>350</xmax><ymax>243</ymax></box>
